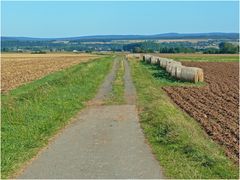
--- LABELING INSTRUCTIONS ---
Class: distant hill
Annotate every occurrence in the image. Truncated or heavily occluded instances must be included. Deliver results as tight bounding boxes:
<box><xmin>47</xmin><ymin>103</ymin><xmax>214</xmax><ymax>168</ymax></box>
<box><xmin>1</xmin><ymin>33</ymin><xmax>239</xmax><ymax>42</ymax></box>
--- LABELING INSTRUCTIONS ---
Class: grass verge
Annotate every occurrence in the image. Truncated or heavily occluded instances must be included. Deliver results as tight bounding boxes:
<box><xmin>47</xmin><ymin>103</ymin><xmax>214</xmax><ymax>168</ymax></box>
<box><xmin>106</xmin><ymin>57</ymin><xmax>125</xmax><ymax>104</ymax></box>
<box><xmin>1</xmin><ymin>56</ymin><xmax>113</xmax><ymax>179</ymax></box>
<box><xmin>129</xmin><ymin>59</ymin><xmax>238</xmax><ymax>179</ymax></box>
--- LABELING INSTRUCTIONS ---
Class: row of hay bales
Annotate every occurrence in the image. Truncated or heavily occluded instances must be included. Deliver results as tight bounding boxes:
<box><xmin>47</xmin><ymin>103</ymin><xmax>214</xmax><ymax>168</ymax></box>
<box><xmin>143</xmin><ymin>55</ymin><xmax>204</xmax><ymax>83</ymax></box>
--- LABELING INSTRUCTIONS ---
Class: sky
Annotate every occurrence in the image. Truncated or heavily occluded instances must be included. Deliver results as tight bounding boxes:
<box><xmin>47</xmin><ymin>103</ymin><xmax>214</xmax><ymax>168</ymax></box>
<box><xmin>1</xmin><ymin>1</ymin><xmax>239</xmax><ymax>38</ymax></box>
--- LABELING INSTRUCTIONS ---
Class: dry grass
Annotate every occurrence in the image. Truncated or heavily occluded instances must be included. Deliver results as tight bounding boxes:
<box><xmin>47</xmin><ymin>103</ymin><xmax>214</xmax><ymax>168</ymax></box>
<box><xmin>1</xmin><ymin>53</ymin><xmax>101</xmax><ymax>92</ymax></box>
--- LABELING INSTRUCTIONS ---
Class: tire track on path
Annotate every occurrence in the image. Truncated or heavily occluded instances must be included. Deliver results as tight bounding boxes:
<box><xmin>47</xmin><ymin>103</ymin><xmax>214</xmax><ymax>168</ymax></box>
<box><xmin>18</xmin><ymin>56</ymin><xmax>164</xmax><ymax>179</ymax></box>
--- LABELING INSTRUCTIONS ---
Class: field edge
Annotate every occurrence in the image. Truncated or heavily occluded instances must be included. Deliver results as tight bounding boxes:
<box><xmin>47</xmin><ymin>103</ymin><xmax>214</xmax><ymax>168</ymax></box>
<box><xmin>1</xmin><ymin>56</ymin><xmax>114</xmax><ymax>179</ymax></box>
<box><xmin>129</xmin><ymin>58</ymin><xmax>238</xmax><ymax>179</ymax></box>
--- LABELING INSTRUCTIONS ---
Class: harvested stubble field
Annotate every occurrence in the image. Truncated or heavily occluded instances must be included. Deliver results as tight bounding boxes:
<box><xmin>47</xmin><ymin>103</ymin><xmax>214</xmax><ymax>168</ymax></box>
<box><xmin>163</xmin><ymin>62</ymin><xmax>239</xmax><ymax>162</ymax></box>
<box><xmin>1</xmin><ymin>53</ymin><xmax>100</xmax><ymax>92</ymax></box>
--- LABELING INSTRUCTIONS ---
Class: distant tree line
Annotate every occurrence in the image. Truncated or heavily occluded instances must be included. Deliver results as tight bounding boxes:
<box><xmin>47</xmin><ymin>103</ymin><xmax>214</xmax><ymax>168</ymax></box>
<box><xmin>203</xmin><ymin>42</ymin><xmax>239</xmax><ymax>54</ymax></box>
<box><xmin>123</xmin><ymin>41</ymin><xmax>239</xmax><ymax>54</ymax></box>
<box><xmin>130</xmin><ymin>46</ymin><xmax>196</xmax><ymax>53</ymax></box>
<box><xmin>1</xmin><ymin>40</ymin><xmax>239</xmax><ymax>54</ymax></box>
<box><xmin>123</xmin><ymin>41</ymin><xmax>196</xmax><ymax>53</ymax></box>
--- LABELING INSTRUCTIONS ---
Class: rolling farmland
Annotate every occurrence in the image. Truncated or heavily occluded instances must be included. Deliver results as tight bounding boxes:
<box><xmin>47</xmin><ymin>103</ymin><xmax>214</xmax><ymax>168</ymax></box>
<box><xmin>1</xmin><ymin>53</ymin><xmax>100</xmax><ymax>92</ymax></box>
<box><xmin>140</xmin><ymin>53</ymin><xmax>239</xmax><ymax>164</ymax></box>
<box><xmin>129</xmin><ymin>56</ymin><xmax>238</xmax><ymax>178</ymax></box>
<box><xmin>163</xmin><ymin>62</ymin><xmax>239</xmax><ymax>162</ymax></box>
<box><xmin>1</xmin><ymin>52</ymin><xmax>239</xmax><ymax>179</ymax></box>
<box><xmin>1</xmin><ymin>0</ymin><xmax>239</xmax><ymax>179</ymax></box>
<box><xmin>1</xmin><ymin>56</ymin><xmax>113</xmax><ymax>178</ymax></box>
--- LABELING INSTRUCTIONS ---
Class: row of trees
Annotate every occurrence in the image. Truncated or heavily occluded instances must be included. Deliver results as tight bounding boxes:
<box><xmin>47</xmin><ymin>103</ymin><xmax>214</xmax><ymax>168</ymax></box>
<box><xmin>132</xmin><ymin>46</ymin><xmax>196</xmax><ymax>53</ymax></box>
<box><xmin>1</xmin><ymin>40</ymin><xmax>239</xmax><ymax>54</ymax></box>
<box><xmin>127</xmin><ymin>42</ymin><xmax>239</xmax><ymax>54</ymax></box>
<box><xmin>203</xmin><ymin>43</ymin><xmax>239</xmax><ymax>54</ymax></box>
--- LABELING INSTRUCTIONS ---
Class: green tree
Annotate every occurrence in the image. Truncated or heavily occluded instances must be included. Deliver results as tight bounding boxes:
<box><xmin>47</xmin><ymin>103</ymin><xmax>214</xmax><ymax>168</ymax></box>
<box><xmin>219</xmin><ymin>42</ymin><xmax>239</xmax><ymax>54</ymax></box>
<box><xmin>133</xmin><ymin>47</ymin><xmax>143</xmax><ymax>53</ymax></box>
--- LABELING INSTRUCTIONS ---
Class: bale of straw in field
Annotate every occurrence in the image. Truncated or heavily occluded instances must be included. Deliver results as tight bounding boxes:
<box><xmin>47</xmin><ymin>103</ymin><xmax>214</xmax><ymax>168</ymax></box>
<box><xmin>180</xmin><ymin>67</ymin><xmax>204</xmax><ymax>83</ymax></box>
<box><xmin>166</xmin><ymin>61</ymin><xmax>180</xmax><ymax>73</ymax></box>
<box><xmin>166</xmin><ymin>63</ymin><xmax>171</xmax><ymax>73</ymax></box>
<box><xmin>161</xmin><ymin>58</ymin><xmax>173</xmax><ymax>69</ymax></box>
<box><xmin>159</xmin><ymin>58</ymin><xmax>167</xmax><ymax>68</ymax></box>
<box><xmin>143</xmin><ymin>54</ymin><xmax>146</xmax><ymax>61</ymax></box>
<box><xmin>196</xmin><ymin>68</ymin><xmax>204</xmax><ymax>82</ymax></box>
<box><xmin>157</xmin><ymin>57</ymin><xmax>160</xmax><ymax>64</ymax></box>
<box><xmin>146</xmin><ymin>57</ymin><xmax>150</xmax><ymax>63</ymax></box>
<box><xmin>144</xmin><ymin>55</ymin><xmax>151</xmax><ymax>63</ymax></box>
<box><xmin>143</xmin><ymin>54</ymin><xmax>150</xmax><ymax>62</ymax></box>
<box><xmin>169</xmin><ymin>63</ymin><xmax>182</xmax><ymax>76</ymax></box>
<box><xmin>150</xmin><ymin>56</ymin><xmax>158</xmax><ymax>64</ymax></box>
<box><xmin>159</xmin><ymin>58</ymin><xmax>163</xmax><ymax>67</ymax></box>
<box><xmin>193</xmin><ymin>67</ymin><xmax>204</xmax><ymax>82</ymax></box>
<box><xmin>175</xmin><ymin>65</ymin><xmax>183</xmax><ymax>79</ymax></box>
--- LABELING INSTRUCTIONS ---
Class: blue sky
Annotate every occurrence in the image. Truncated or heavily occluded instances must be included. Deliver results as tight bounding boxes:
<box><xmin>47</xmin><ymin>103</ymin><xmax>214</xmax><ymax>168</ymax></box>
<box><xmin>1</xmin><ymin>1</ymin><xmax>239</xmax><ymax>38</ymax></box>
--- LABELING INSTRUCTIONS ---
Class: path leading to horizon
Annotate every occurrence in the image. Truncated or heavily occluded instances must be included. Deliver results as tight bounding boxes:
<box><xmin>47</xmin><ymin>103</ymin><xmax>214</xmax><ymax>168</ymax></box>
<box><xmin>17</xmin><ymin>57</ymin><xmax>164</xmax><ymax>179</ymax></box>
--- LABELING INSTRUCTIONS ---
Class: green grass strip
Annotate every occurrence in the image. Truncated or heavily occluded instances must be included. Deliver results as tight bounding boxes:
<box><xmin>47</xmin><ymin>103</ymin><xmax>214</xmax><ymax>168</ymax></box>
<box><xmin>1</xmin><ymin>57</ymin><xmax>113</xmax><ymax>178</ymax></box>
<box><xmin>129</xmin><ymin>59</ymin><xmax>238</xmax><ymax>179</ymax></box>
<box><xmin>106</xmin><ymin>57</ymin><xmax>125</xmax><ymax>105</ymax></box>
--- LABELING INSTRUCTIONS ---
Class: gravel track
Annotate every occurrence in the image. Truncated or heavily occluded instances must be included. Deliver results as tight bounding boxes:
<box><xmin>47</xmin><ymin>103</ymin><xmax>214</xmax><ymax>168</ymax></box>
<box><xmin>18</xmin><ymin>56</ymin><xmax>164</xmax><ymax>179</ymax></box>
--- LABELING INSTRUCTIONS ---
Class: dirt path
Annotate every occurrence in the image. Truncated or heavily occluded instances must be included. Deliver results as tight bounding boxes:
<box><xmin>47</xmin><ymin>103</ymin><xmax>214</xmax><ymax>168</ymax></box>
<box><xmin>17</xmin><ymin>56</ymin><xmax>164</xmax><ymax>179</ymax></box>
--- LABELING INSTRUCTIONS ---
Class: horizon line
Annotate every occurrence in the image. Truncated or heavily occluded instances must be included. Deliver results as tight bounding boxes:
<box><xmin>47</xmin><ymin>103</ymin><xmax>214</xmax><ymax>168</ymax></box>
<box><xmin>1</xmin><ymin>32</ymin><xmax>239</xmax><ymax>39</ymax></box>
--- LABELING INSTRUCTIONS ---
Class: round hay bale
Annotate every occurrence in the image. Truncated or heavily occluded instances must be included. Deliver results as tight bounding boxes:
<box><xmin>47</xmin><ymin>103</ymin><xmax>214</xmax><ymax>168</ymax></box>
<box><xmin>166</xmin><ymin>61</ymin><xmax>180</xmax><ymax>73</ymax></box>
<box><xmin>180</xmin><ymin>67</ymin><xmax>204</xmax><ymax>83</ymax></box>
<box><xmin>159</xmin><ymin>58</ymin><xmax>164</xmax><ymax>67</ymax></box>
<box><xmin>166</xmin><ymin>63</ymin><xmax>172</xmax><ymax>73</ymax></box>
<box><xmin>146</xmin><ymin>56</ymin><xmax>151</xmax><ymax>63</ymax></box>
<box><xmin>195</xmin><ymin>67</ymin><xmax>204</xmax><ymax>82</ymax></box>
<box><xmin>143</xmin><ymin>55</ymin><xmax>151</xmax><ymax>63</ymax></box>
<box><xmin>143</xmin><ymin>55</ymin><xmax>146</xmax><ymax>61</ymax></box>
<box><xmin>161</xmin><ymin>58</ymin><xmax>167</xmax><ymax>68</ymax></box>
<box><xmin>161</xmin><ymin>58</ymin><xmax>172</xmax><ymax>68</ymax></box>
<box><xmin>170</xmin><ymin>64</ymin><xmax>182</xmax><ymax>77</ymax></box>
<box><xmin>175</xmin><ymin>65</ymin><xmax>183</xmax><ymax>79</ymax></box>
<box><xmin>170</xmin><ymin>67</ymin><xmax>175</xmax><ymax>76</ymax></box>
<box><xmin>157</xmin><ymin>57</ymin><xmax>160</xmax><ymax>65</ymax></box>
<box><xmin>143</xmin><ymin>54</ymin><xmax>150</xmax><ymax>62</ymax></box>
<box><xmin>150</xmin><ymin>56</ymin><xmax>158</xmax><ymax>64</ymax></box>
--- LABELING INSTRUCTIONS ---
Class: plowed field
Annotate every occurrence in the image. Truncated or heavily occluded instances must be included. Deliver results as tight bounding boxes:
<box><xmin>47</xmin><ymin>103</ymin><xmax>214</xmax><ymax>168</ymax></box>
<box><xmin>1</xmin><ymin>53</ymin><xmax>99</xmax><ymax>92</ymax></box>
<box><xmin>163</xmin><ymin>62</ymin><xmax>239</xmax><ymax>162</ymax></box>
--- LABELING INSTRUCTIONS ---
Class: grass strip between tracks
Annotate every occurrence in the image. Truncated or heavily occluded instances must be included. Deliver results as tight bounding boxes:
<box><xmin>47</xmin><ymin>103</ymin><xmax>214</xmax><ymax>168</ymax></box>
<box><xmin>1</xmin><ymin>56</ymin><xmax>113</xmax><ymax>178</ymax></box>
<box><xmin>106</xmin><ymin>57</ymin><xmax>125</xmax><ymax>105</ymax></box>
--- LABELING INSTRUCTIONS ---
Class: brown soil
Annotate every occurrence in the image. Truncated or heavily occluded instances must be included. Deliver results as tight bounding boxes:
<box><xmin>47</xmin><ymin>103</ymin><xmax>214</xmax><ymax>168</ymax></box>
<box><xmin>1</xmin><ymin>53</ymin><xmax>99</xmax><ymax>92</ymax></box>
<box><xmin>163</xmin><ymin>62</ymin><xmax>239</xmax><ymax>162</ymax></box>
